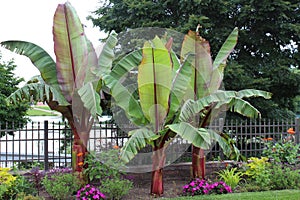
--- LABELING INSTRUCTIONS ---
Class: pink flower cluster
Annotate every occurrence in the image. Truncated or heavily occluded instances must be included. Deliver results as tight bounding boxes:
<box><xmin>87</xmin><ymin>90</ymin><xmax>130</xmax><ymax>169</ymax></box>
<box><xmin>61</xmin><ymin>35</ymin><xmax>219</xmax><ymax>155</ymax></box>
<box><xmin>182</xmin><ymin>179</ymin><xmax>232</xmax><ymax>196</ymax></box>
<box><xmin>76</xmin><ymin>184</ymin><xmax>106</xmax><ymax>200</ymax></box>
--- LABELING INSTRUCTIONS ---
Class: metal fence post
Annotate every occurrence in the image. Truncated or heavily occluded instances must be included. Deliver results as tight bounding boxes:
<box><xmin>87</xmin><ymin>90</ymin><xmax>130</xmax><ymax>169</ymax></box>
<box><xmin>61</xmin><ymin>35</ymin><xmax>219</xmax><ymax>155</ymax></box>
<box><xmin>295</xmin><ymin>118</ymin><xmax>300</xmax><ymax>145</ymax></box>
<box><xmin>44</xmin><ymin>121</ymin><xmax>49</xmax><ymax>170</ymax></box>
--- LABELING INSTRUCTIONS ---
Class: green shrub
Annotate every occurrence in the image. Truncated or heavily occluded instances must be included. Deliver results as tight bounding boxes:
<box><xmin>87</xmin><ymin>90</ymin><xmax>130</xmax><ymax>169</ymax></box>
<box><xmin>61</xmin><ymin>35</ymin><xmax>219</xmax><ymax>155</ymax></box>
<box><xmin>15</xmin><ymin>192</ymin><xmax>44</xmax><ymax>200</ymax></box>
<box><xmin>0</xmin><ymin>167</ymin><xmax>16</xmax><ymax>186</ymax></box>
<box><xmin>100</xmin><ymin>178</ymin><xmax>133</xmax><ymax>200</ymax></box>
<box><xmin>244</xmin><ymin>157</ymin><xmax>270</xmax><ymax>178</ymax></box>
<box><xmin>42</xmin><ymin>172</ymin><xmax>82</xmax><ymax>200</ymax></box>
<box><xmin>268</xmin><ymin>165</ymin><xmax>300</xmax><ymax>190</ymax></box>
<box><xmin>83</xmin><ymin>150</ymin><xmax>126</xmax><ymax>182</ymax></box>
<box><xmin>216</xmin><ymin>167</ymin><xmax>243</xmax><ymax>190</ymax></box>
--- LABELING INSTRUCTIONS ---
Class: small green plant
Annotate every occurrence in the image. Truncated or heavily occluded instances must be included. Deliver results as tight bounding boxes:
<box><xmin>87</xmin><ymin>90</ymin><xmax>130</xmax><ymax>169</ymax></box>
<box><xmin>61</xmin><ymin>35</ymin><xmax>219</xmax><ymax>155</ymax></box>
<box><xmin>244</xmin><ymin>157</ymin><xmax>269</xmax><ymax>178</ymax></box>
<box><xmin>263</xmin><ymin>139</ymin><xmax>300</xmax><ymax>164</ymax></box>
<box><xmin>42</xmin><ymin>172</ymin><xmax>83</xmax><ymax>200</ymax></box>
<box><xmin>84</xmin><ymin>149</ymin><xmax>126</xmax><ymax>182</ymax></box>
<box><xmin>0</xmin><ymin>167</ymin><xmax>16</xmax><ymax>186</ymax></box>
<box><xmin>216</xmin><ymin>167</ymin><xmax>243</xmax><ymax>189</ymax></box>
<box><xmin>268</xmin><ymin>165</ymin><xmax>300</xmax><ymax>190</ymax></box>
<box><xmin>15</xmin><ymin>192</ymin><xmax>44</xmax><ymax>200</ymax></box>
<box><xmin>100</xmin><ymin>178</ymin><xmax>133</xmax><ymax>200</ymax></box>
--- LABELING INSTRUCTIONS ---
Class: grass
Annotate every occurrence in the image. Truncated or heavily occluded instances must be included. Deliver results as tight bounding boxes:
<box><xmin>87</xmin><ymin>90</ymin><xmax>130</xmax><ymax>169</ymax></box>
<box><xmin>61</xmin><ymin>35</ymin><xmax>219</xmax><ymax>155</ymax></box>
<box><xmin>26</xmin><ymin>105</ymin><xmax>60</xmax><ymax>116</ymax></box>
<box><xmin>167</xmin><ymin>190</ymin><xmax>300</xmax><ymax>200</ymax></box>
<box><xmin>26</xmin><ymin>109</ymin><xmax>58</xmax><ymax>116</ymax></box>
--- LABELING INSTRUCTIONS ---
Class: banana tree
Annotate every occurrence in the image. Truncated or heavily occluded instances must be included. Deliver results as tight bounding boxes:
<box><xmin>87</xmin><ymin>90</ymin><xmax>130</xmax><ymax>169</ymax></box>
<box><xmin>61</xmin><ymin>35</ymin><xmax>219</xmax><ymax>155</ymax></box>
<box><xmin>170</xmin><ymin>27</ymin><xmax>271</xmax><ymax>179</ymax></box>
<box><xmin>102</xmin><ymin>36</ymin><xmax>196</xmax><ymax>196</ymax></box>
<box><xmin>1</xmin><ymin>2</ymin><xmax>114</xmax><ymax>172</ymax></box>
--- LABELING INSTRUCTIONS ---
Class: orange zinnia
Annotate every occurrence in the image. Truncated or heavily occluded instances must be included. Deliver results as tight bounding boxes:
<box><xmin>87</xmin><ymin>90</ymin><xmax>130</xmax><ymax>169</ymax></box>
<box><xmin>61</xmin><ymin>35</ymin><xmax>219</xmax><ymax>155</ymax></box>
<box><xmin>113</xmin><ymin>145</ymin><xmax>119</xmax><ymax>149</ymax></box>
<box><xmin>78</xmin><ymin>162</ymin><xmax>84</xmax><ymax>166</ymax></box>
<box><xmin>267</xmin><ymin>138</ymin><xmax>273</xmax><ymax>141</ymax></box>
<box><xmin>77</xmin><ymin>152</ymin><xmax>84</xmax><ymax>157</ymax></box>
<box><xmin>287</xmin><ymin>128</ymin><xmax>295</xmax><ymax>135</ymax></box>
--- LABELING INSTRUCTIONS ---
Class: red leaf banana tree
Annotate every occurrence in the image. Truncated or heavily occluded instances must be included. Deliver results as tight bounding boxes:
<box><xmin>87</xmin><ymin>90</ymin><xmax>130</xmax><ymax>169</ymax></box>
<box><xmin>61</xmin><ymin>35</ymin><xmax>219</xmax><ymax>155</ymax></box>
<box><xmin>169</xmin><ymin>26</ymin><xmax>272</xmax><ymax>179</ymax></box>
<box><xmin>102</xmin><ymin>36</ymin><xmax>194</xmax><ymax>196</ymax></box>
<box><xmin>1</xmin><ymin>2</ymin><xmax>116</xmax><ymax>172</ymax></box>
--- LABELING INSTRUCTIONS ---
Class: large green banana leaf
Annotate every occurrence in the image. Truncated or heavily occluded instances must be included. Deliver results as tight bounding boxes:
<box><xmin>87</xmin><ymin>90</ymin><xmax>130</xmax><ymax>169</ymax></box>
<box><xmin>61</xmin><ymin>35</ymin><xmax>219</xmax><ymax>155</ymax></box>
<box><xmin>179</xmin><ymin>89</ymin><xmax>272</xmax><ymax>122</ymax></box>
<box><xmin>120</xmin><ymin>128</ymin><xmax>160</xmax><ymax>163</ymax></box>
<box><xmin>210</xmin><ymin>28</ymin><xmax>238</xmax><ymax>92</ymax></box>
<box><xmin>167</xmin><ymin>123</ymin><xmax>211</xmax><ymax>149</ymax></box>
<box><xmin>7</xmin><ymin>77</ymin><xmax>67</xmax><ymax>106</ymax></box>
<box><xmin>0</xmin><ymin>41</ymin><xmax>69</xmax><ymax>106</ymax></box>
<box><xmin>138</xmin><ymin>37</ymin><xmax>173</xmax><ymax>129</ymax></box>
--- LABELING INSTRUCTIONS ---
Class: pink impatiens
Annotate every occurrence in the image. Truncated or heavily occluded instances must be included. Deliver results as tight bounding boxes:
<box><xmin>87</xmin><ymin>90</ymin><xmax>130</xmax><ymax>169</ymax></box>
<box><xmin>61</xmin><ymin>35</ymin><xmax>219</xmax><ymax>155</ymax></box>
<box><xmin>182</xmin><ymin>179</ymin><xmax>232</xmax><ymax>196</ymax></box>
<box><xmin>76</xmin><ymin>184</ymin><xmax>106</xmax><ymax>200</ymax></box>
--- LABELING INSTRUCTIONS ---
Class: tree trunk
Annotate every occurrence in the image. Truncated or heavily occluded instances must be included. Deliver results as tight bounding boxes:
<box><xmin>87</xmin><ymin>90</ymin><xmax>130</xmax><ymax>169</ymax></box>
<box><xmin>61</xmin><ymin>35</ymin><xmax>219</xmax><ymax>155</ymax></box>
<box><xmin>191</xmin><ymin>145</ymin><xmax>206</xmax><ymax>179</ymax></box>
<box><xmin>70</xmin><ymin>121</ymin><xmax>89</xmax><ymax>172</ymax></box>
<box><xmin>151</xmin><ymin>147</ymin><xmax>166</xmax><ymax>196</ymax></box>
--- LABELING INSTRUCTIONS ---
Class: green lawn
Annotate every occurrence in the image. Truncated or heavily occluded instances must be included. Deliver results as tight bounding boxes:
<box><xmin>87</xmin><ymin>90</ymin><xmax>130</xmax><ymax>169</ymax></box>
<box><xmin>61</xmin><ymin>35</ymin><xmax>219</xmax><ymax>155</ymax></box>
<box><xmin>27</xmin><ymin>105</ymin><xmax>60</xmax><ymax>116</ymax></box>
<box><xmin>167</xmin><ymin>190</ymin><xmax>300</xmax><ymax>200</ymax></box>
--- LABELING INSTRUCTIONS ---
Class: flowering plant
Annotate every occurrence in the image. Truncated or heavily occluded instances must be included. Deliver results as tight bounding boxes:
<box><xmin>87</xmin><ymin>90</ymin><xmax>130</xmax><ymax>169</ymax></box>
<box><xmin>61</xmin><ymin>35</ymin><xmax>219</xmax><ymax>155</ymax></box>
<box><xmin>182</xmin><ymin>179</ymin><xmax>232</xmax><ymax>196</ymax></box>
<box><xmin>76</xmin><ymin>184</ymin><xmax>106</xmax><ymax>200</ymax></box>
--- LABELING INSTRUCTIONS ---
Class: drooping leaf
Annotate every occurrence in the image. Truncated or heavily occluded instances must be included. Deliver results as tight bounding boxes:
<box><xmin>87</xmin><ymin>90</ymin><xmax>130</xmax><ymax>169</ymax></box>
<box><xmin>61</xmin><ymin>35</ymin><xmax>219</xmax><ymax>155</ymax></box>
<box><xmin>103</xmin><ymin>74</ymin><xmax>148</xmax><ymax>126</ymax></box>
<box><xmin>120</xmin><ymin>128</ymin><xmax>160</xmax><ymax>163</ymax></box>
<box><xmin>78</xmin><ymin>82</ymin><xmax>102</xmax><ymax>118</ymax></box>
<box><xmin>209</xmin><ymin>131</ymin><xmax>231</xmax><ymax>157</ymax></box>
<box><xmin>110</xmin><ymin>49</ymin><xmax>143</xmax><ymax>80</ymax></box>
<box><xmin>138</xmin><ymin>37</ymin><xmax>173</xmax><ymax>129</ymax></box>
<box><xmin>0</xmin><ymin>41</ymin><xmax>70</xmax><ymax>105</ymax></box>
<box><xmin>179</xmin><ymin>89</ymin><xmax>272</xmax><ymax>122</ymax></box>
<box><xmin>167</xmin><ymin>122</ymin><xmax>211</xmax><ymax>149</ymax></box>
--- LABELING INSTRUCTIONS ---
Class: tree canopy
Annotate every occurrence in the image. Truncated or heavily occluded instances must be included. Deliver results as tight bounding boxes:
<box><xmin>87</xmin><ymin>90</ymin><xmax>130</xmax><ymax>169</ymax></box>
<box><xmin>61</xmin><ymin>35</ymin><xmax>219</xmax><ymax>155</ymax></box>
<box><xmin>88</xmin><ymin>0</ymin><xmax>300</xmax><ymax>119</ymax></box>
<box><xmin>0</xmin><ymin>53</ymin><xmax>29</xmax><ymax>136</ymax></box>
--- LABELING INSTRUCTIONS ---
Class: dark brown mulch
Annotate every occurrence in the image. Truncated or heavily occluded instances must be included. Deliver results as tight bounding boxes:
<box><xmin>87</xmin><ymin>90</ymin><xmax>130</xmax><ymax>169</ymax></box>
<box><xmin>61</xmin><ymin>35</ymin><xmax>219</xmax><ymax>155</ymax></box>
<box><xmin>123</xmin><ymin>179</ymin><xmax>187</xmax><ymax>200</ymax></box>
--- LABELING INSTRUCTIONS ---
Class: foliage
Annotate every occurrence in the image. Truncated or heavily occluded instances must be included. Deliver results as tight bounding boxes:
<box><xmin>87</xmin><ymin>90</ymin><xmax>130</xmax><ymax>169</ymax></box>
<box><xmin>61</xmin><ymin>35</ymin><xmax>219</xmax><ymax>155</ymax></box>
<box><xmin>0</xmin><ymin>1</ymin><xmax>117</xmax><ymax>172</ymax></box>
<box><xmin>76</xmin><ymin>184</ymin><xmax>106</xmax><ymax>200</ymax></box>
<box><xmin>243</xmin><ymin>157</ymin><xmax>270</xmax><ymax>179</ymax></box>
<box><xmin>267</xmin><ymin>165</ymin><xmax>300</xmax><ymax>190</ymax></box>
<box><xmin>89</xmin><ymin>0</ymin><xmax>300</xmax><ymax>119</ymax></box>
<box><xmin>216</xmin><ymin>167</ymin><xmax>243</xmax><ymax>190</ymax></box>
<box><xmin>83</xmin><ymin>150</ymin><xmax>125</xmax><ymax>182</ymax></box>
<box><xmin>15</xmin><ymin>193</ymin><xmax>44</xmax><ymax>200</ymax></box>
<box><xmin>0</xmin><ymin>168</ymin><xmax>16</xmax><ymax>186</ymax></box>
<box><xmin>100</xmin><ymin>178</ymin><xmax>133</xmax><ymax>200</ymax></box>
<box><xmin>262</xmin><ymin>138</ymin><xmax>300</xmax><ymax>164</ymax></box>
<box><xmin>6</xmin><ymin>175</ymin><xmax>37</xmax><ymax>199</ymax></box>
<box><xmin>42</xmin><ymin>170</ymin><xmax>83</xmax><ymax>200</ymax></box>
<box><xmin>182</xmin><ymin>179</ymin><xmax>232</xmax><ymax>196</ymax></box>
<box><xmin>0</xmin><ymin>54</ymin><xmax>29</xmax><ymax>137</ymax></box>
<box><xmin>240</xmin><ymin>163</ymin><xmax>300</xmax><ymax>192</ymax></box>
<box><xmin>28</xmin><ymin>167</ymin><xmax>45</xmax><ymax>195</ymax></box>
<box><xmin>0</xmin><ymin>170</ymin><xmax>37</xmax><ymax>200</ymax></box>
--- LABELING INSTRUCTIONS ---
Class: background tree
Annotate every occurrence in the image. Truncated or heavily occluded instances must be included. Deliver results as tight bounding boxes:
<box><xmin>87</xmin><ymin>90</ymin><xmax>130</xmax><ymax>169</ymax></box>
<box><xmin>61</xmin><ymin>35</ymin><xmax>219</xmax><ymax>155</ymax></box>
<box><xmin>0</xmin><ymin>53</ymin><xmax>29</xmax><ymax>136</ymax></box>
<box><xmin>88</xmin><ymin>0</ymin><xmax>300</xmax><ymax>119</ymax></box>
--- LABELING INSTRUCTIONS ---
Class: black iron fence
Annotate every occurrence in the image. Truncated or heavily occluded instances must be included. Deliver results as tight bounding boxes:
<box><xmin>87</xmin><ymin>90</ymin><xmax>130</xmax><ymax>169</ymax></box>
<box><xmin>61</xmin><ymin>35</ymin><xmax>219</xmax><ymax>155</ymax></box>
<box><xmin>0</xmin><ymin>118</ymin><xmax>299</xmax><ymax>169</ymax></box>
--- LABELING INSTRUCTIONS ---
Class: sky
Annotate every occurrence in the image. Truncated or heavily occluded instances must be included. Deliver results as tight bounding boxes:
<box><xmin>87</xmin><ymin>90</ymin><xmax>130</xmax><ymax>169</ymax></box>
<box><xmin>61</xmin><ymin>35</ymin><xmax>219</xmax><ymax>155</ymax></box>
<box><xmin>0</xmin><ymin>0</ymin><xmax>106</xmax><ymax>83</ymax></box>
